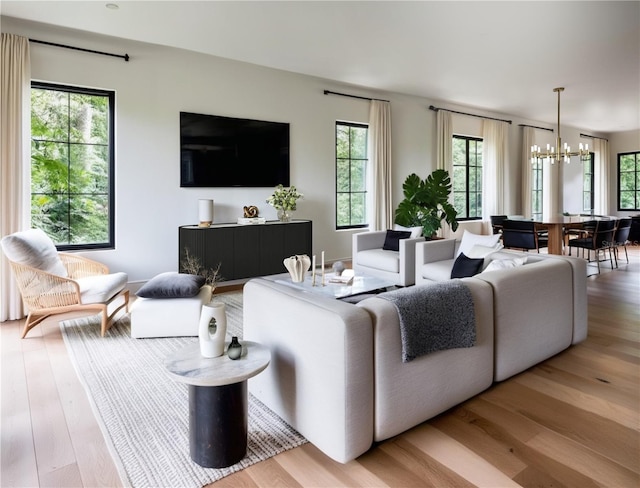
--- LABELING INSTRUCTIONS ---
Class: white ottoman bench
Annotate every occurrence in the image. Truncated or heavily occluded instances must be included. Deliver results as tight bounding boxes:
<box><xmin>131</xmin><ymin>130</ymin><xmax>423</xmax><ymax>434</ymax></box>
<box><xmin>130</xmin><ymin>272</ymin><xmax>213</xmax><ymax>338</ymax></box>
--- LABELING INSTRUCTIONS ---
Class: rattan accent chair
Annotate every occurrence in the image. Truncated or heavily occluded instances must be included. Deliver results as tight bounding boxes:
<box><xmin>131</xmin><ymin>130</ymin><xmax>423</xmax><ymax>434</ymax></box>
<box><xmin>1</xmin><ymin>229</ymin><xmax>129</xmax><ymax>338</ymax></box>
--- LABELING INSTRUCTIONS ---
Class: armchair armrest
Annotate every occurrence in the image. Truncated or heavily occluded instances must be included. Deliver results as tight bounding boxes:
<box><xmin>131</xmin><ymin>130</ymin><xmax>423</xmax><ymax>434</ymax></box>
<box><xmin>415</xmin><ymin>239</ymin><xmax>457</xmax><ymax>266</ymax></box>
<box><xmin>8</xmin><ymin>261</ymin><xmax>82</xmax><ymax>310</ymax></box>
<box><xmin>60</xmin><ymin>252</ymin><xmax>109</xmax><ymax>279</ymax></box>
<box><xmin>353</xmin><ymin>231</ymin><xmax>387</xmax><ymax>254</ymax></box>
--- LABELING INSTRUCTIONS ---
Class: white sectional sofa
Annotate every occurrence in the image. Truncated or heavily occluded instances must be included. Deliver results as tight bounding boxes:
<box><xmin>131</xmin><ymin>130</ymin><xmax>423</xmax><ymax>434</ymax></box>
<box><xmin>243</xmin><ymin>250</ymin><xmax>587</xmax><ymax>463</ymax></box>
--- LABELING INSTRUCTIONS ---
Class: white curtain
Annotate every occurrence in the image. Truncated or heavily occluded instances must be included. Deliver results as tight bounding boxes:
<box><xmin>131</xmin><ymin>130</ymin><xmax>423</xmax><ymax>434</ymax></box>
<box><xmin>482</xmin><ymin>120</ymin><xmax>508</xmax><ymax>220</ymax></box>
<box><xmin>1</xmin><ymin>34</ymin><xmax>31</xmax><ymax>322</ymax></box>
<box><xmin>593</xmin><ymin>138</ymin><xmax>610</xmax><ymax>215</ymax></box>
<box><xmin>435</xmin><ymin>110</ymin><xmax>453</xmax><ymax>237</ymax></box>
<box><xmin>521</xmin><ymin>127</ymin><xmax>535</xmax><ymax>218</ymax></box>
<box><xmin>368</xmin><ymin>100</ymin><xmax>393</xmax><ymax>230</ymax></box>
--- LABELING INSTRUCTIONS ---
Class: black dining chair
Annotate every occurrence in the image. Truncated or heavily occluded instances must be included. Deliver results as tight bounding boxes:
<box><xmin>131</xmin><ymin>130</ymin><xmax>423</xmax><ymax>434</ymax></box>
<box><xmin>490</xmin><ymin>215</ymin><xmax>508</xmax><ymax>236</ymax></box>
<box><xmin>568</xmin><ymin>219</ymin><xmax>616</xmax><ymax>274</ymax></box>
<box><xmin>501</xmin><ymin>219</ymin><xmax>548</xmax><ymax>252</ymax></box>
<box><xmin>611</xmin><ymin>217</ymin><xmax>632</xmax><ymax>267</ymax></box>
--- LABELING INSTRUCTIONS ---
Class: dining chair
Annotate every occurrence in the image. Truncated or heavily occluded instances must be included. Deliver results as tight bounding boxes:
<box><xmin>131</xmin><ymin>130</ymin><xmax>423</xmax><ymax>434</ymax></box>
<box><xmin>567</xmin><ymin>219</ymin><xmax>616</xmax><ymax>274</ymax></box>
<box><xmin>490</xmin><ymin>215</ymin><xmax>508</xmax><ymax>235</ymax></box>
<box><xmin>1</xmin><ymin>229</ymin><xmax>129</xmax><ymax>338</ymax></box>
<box><xmin>501</xmin><ymin>219</ymin><xmax>548</xmax><ymax>252</ymax></box>
<box><xmin>611</xmin><ymin>217</ymin><xmax>632</xmax><ymax>267</ymax></box>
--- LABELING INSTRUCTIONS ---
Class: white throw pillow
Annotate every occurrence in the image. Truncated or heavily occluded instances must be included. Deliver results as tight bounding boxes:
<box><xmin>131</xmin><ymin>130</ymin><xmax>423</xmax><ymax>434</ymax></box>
<box><xmin>0</xmin><ymin>228</ymin><xmax>67</xmax><ymax>277</ymax></box>
<box><xmin>483</xmin><ymin>256</ymin><xmax>528</xmax><ymax>272</ymax></box>
<box><xmin>456</xmin><ymin>230</ymin><xmax>501</xmax><ymax>258</ymax></box>
<box><xmin>466</xmin><ymin>243</ymin><xmax>504</xmax><ymax>259</ymax></box>
<box><xmin>393</xmin><ymin>224</ymin><xmax>422</xmax><ymax>239</ymax></box>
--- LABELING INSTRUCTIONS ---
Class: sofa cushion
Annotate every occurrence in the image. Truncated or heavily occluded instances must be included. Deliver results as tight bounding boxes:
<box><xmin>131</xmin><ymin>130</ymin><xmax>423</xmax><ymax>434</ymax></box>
<box><xmin>136</xmin><ymin>272</ymin><xmax>205</xmax><ymax>298</ymax></box>
<box><xmin>450</xmin><ymin>253</ymin><xmax>484</xmax><ymax>278</ymax></box>
<box><xmin>457</xmin><ymin>230</ymin><xmax>501</xmax><ymax>258</ymax></box>
<box><xmin>483</xmin><ymin>256</ymin><xmax>528</xmax><ymax>272</ymax></box>
<box><xmin>382</xmin><ymin>230</ymin><xmax>411</xmax><ymax>251</ymax></box>
<box><xmin>393</xmin><ymin>224</ymin><xmax>422</xmax><ymax>239</ymax></box>
<box><xmin>76</xmin><ymin>272</ymin><xmax>128</xmax><ymax>303</ymax></box>
<box><xmin>357</xmin><ymin>249</ymin><xmax>400</xmax><ymax>273</ymax></box>
<box><xmin>418</xmin><ymin>259</ymin><xmax>456</xmax><ymax>282</ymax></box>
<box><xmin>0</xmin><ymin>228</ymin><xmax>67</xmax><ymax>277</ymax></box>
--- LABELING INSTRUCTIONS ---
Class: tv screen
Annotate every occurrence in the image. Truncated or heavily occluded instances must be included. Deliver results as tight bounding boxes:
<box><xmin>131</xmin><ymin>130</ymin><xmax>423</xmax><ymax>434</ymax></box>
<box><xmin>180</xmin><ymin>112</ymin><xmax>290</xmax><ymax>187</ymax></box>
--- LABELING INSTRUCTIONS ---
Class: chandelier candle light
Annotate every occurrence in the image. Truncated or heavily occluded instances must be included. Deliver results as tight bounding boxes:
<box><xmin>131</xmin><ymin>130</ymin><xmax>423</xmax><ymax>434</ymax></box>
<box><xmin>531</xmin><ymin>87</ymin><xmax>590</xmax><ymax>165</ymax></box>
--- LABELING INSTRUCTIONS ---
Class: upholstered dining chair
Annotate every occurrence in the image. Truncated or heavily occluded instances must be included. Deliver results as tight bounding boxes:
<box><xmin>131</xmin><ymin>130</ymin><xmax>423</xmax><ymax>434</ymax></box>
<box><xmin>490</xmin><ymin>215</ymin><xmax>508</xmax><ymax>235</ymax></box>
<box><xmin>611</xmin><ymin>217</ymin><xmax>632</xmax><ymax>267</ymax></box>
<box><xmin>501</xmin><ymin>219</ymin><xmax>548</xmax><ymax>252</ymax></box>
<box><xmin>1</xmin><ymin>229</ymin><xmax>129</xmax><ymax>338</ymax></box>
<box><xmin>567</xmin><ymin>219</ymin><xmax>616</xmax><ymax>274</ymax></box>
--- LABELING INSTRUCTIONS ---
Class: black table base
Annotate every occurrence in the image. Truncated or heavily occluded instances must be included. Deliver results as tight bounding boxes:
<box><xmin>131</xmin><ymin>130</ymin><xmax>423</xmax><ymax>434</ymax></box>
<box><xmin>188</xmin><ymin>381</ymin><xmax>248</xmax><ymax>468</ymax></box>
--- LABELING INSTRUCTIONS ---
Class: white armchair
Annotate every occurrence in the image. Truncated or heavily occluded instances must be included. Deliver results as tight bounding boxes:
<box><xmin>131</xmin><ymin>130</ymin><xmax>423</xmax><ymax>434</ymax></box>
<box><xmin>352</xmin><ymin>230</ymin><xmax>424</xmax><ymax>286</ymax></box>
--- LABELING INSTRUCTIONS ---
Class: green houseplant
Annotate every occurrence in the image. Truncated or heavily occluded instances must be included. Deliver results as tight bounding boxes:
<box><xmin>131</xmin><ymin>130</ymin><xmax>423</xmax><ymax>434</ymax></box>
<box><xmin>394</xmin><ymin>169</ymin><xmax>459</xmax><ymax>238</ymax></box>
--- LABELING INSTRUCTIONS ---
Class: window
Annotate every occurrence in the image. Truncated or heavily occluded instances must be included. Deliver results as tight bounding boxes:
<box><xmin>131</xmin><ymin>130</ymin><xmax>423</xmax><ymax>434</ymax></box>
<box><xmin>452</xmin><ymin>135</ymin><xmax>483</xmax><ymax>219</ymax></box>
<box><xmin>31</xmin><ymin>82</ymin><xmax>115</xmax><ymax>250</ymax></box>
<box><xmin>532</xmin><ymin>160</ymin><xmax>543</xmax><ymax>221</ymax></box>
<box><xmin>582</xmin><ymin>152</ymin><xmax>595</xmax><ymax>213</ymax></box>
<box><xmin>618</xmin><ymin>151</ymin><xmax>640</xmax><ymax>211</ymax></box>
<box><xmin>336</xmin><ymin>122</ymin><xmax>368</xmax><ymax>229</ymax></box>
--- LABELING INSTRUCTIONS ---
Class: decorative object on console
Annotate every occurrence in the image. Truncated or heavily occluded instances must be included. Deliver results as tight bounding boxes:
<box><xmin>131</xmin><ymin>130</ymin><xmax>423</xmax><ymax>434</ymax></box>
<box><xmin>394</xmin><ymin>169</ymin><xmax>458</xmax><ymax>238</ymax></box>
<box><xmin>198</xmin><ymin>302</ymin><xmax>227</xmax><ymax>358</ymax></box>
<box><xmin>227</xmin><ymin>336</ymin><xmax>242</xmax><ymax>360</ymax></box>
<box><xmin>180</xmin><ymin>248</ymin><xmax>223</xmax><ymax>287</ymax></box>
<box><xmin>267</xmin><ymin>184</ymin><xmax>303</xmax><ymax>222</ymax></box>
<box><xmin>243</xmin><ymin>205</ymin><xmax>259</xmax><ymax>218</ymax></box>
<box><xmin>237</xmin><ymin>217</ymin><xmax>266</xmax><ymax>225</ymax></box>
<box><xmin>283</xmin><ymin>254</ymin><xmax>311</xmax><ymax>283</ymax></box>
<box><xmin>332</xmin><ymin>260</ymin><xmax>345</xmax><ymax>276</ymax></box>
<box><xmin>198</xmin><ymin>199</ymin><xmax>214</xmax><ymax>227</ymax></box>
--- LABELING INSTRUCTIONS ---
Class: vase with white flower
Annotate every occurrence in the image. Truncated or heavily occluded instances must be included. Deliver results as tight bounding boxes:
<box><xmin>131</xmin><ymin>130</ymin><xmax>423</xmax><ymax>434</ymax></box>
<box><xmin>266</xmin><ymin>184</ymin><xmax>303</xmax><ymax>222</ymax></box>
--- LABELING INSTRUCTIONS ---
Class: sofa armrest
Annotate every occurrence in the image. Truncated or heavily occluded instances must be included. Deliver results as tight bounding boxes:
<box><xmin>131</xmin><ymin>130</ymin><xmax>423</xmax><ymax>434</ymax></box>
<box><xmin>399</xmin><ymin>236</ymin><xmax>425</xmax><ymax>284</ymax></box>
<box><xmin>243</xmin><ymin>278</ymin><xmax>374</xmax><ymax>463</ymax></box>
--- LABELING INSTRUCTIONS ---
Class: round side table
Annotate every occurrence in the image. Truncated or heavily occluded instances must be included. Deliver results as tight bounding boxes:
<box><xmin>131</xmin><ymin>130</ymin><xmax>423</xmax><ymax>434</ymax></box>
<box><xmin>165</xmin><ymin>341</ymin><xmax>270</xmax><ymax>468</ymax></box>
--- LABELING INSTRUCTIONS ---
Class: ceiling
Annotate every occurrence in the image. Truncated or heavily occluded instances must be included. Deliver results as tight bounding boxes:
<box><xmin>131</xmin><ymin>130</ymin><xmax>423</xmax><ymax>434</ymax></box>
<box><xmin>2</xmin><ymin>1</ymin><xmax>639</xmax><ymax>133</ymax></box>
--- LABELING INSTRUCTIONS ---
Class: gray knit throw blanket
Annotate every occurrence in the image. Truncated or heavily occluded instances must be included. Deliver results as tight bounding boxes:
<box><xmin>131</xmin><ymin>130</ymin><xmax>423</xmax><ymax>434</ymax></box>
<box><xmin>379</xmin><ymin>280</ymin><xmax>476</xmax><ymax>362</ymax></box>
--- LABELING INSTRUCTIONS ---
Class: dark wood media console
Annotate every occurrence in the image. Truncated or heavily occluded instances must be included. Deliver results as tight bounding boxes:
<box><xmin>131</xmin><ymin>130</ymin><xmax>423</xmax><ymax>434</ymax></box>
<box><xmin>179</xmin><ymin>220</ymin><xmax>312</xmax><ymax>281</ymax></box>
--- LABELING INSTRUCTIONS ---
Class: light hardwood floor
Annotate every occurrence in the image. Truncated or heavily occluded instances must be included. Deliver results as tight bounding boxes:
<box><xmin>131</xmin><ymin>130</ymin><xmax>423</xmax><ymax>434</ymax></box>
<box><xmin>2</xmin><ymin>248</ymin><xmax>639</xmax><ymax>487</ymax></box>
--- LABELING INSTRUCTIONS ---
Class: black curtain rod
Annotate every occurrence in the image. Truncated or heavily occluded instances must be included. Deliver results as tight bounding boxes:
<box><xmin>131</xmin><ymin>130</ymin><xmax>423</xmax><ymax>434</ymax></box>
<box><xmin>580</xmin><ymin>133</ymin><xmax>608</xmax><ymax>141</ymax></box>
<box><xmin>323</xmin><ymin>90</ymin><xmax>389</xmax><ymax>103</ymax></box>
<box><xmin>30</xmin><ymin>38</ymin><xmax>130</xmax><ymax>62</ymax></box>
<box><xmin>429</xmin><ymin>105</ymin><xmax>512</xmax><ymax>124</ymax></box>
<box><xmin>519</xmin><ymin>123</ymin><xmax>554</xmax><ymax>132</ymax></box>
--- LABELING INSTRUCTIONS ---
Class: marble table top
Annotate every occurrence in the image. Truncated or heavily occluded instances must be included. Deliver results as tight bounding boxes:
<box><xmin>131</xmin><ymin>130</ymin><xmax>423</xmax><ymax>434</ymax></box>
<box><xmin>164</xmin><ymin>341</ymin><xmax>270</xmax><ymax>387</ymax></box>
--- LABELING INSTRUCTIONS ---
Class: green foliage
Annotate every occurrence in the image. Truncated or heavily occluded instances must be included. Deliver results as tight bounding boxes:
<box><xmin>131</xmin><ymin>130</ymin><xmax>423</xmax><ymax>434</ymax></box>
<box><xmin>394</xmin><ymin>169</ymin><xmax>459</xmax><ymax>237</ymax></box>
<box><xmin>30</xmin><ymin>86</ymin><xmax>111</xmax><ymax>246</ymax></box>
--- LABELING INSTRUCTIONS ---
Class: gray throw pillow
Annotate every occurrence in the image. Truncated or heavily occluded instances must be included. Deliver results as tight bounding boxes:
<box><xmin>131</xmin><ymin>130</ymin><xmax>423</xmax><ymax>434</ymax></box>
<box><xmin>136</xmin><ymin>272</ymin><xmax>205</xmax><ymax>298</ymax></box>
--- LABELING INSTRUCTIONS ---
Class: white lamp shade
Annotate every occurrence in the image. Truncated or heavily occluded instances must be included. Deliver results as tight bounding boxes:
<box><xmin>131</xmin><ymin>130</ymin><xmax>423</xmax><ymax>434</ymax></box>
<box><xmin>198</xmin><ymin>199</ymin><xmax>214</xmax><ymax>226</ymax></box>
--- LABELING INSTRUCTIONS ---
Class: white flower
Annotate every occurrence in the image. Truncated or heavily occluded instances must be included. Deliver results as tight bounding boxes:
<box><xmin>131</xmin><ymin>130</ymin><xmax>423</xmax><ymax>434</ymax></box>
<box><xmin>266</xmin><ymin>185</ymin><xmax>303</xmax><ymax>211</ymax></box>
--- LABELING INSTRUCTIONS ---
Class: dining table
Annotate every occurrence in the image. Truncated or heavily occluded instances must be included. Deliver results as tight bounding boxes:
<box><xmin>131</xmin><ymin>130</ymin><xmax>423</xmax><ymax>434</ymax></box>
<box><xmin>534</xmin><ymin>215</ymin><xmax>611</xmax><ymax>255</ymax></box>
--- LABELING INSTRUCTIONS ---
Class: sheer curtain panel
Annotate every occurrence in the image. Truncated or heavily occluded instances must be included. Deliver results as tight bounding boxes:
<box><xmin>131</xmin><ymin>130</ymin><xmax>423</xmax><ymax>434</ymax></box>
<box><xmin>368</xmin><ymin>100</ymin><xmax>393</xmax><ymax>230</ymax></box>
<box><xmin>482</xmin><ymin>120</ymin><xmax>508</xmax><ymax>220</ymax></box>
<box><xmin>1</xmin><ymin>34</ymin><xmax>31</xmax><ymax>322</ymax></box>
<box><xmin>436</xmin><ymin>110</ymin><xmax>453</xmax><ymax>237</ymax></box>
<box><xmin>521</xmin><ymin>127</ymin><xmax>535</xmax><ymax>219</ymax></box>
<box><xmin>593</xmin><ymin>138</ymin><xmax>610</xmax><ymax>215</ymax></box>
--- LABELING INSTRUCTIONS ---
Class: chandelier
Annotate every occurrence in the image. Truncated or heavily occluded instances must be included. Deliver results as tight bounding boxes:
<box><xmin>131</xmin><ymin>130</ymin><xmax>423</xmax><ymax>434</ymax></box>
<box><xmin>530</xmin><ymin>87</ymin><xmax>590</xmax><ymax>164</ymax></box>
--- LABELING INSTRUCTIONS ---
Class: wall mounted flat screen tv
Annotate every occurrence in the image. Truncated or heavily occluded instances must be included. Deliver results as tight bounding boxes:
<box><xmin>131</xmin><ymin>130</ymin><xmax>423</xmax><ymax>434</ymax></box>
<box><xmin>180</xmin><ymin>112</ymin><xmax>290</xmax><ymax>187</ymax></box>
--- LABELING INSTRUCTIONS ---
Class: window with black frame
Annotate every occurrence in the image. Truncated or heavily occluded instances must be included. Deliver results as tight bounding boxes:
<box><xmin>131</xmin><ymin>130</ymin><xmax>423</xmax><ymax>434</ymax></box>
<box><xmin>532</xmin><ymin>160</ymin><xmax>543</xmax><ymax>221</ymax></box>
<box><xmin>336</xmin><ymin>121</ymin><xmax>368</xmax><ymax>229</ymax></box>
<box><xmin>452</xmin><ymin>135</ymin><xmax>483</xmax><ymax>220</ymax></box>
<box><xmin>618</xmin><ymin>151</ymin><xmax>640</xmax><ymax>211</ymax></box>
<box><xmin>582</xmin><ymin>153</ymin><xmax>595</xmax><ymax>213</ymax></box>
<box><xmin>31</xmin><ymin>82</ymin><xmax>115</xmax><ymax>250</ymax></box>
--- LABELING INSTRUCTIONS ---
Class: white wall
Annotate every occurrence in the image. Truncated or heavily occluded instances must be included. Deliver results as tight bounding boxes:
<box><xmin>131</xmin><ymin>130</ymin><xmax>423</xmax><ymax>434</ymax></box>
<box><xmin>4</xmin><ymin>16</ymin><xmax>625</xmax><ymax>283</ymax></box>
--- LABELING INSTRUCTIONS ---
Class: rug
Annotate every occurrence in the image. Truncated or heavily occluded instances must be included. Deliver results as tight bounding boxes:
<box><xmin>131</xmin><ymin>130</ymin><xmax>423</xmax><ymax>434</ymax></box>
<box><xmin>59</xmin><ymin>291</ymin><xmax>307</xmax><ymax>488</ymax></box>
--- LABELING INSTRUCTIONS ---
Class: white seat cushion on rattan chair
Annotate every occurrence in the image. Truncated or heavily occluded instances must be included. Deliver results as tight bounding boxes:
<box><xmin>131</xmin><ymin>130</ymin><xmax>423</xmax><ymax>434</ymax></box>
<box><xmin>76</xmin><ymin>272</ymin><xmax>128</xmax><ymax>303</ymax></box>
<box><xmin>0</xmin><ymin>229</ymin><xmax>67</xmax><ymax>277</ymax></box>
